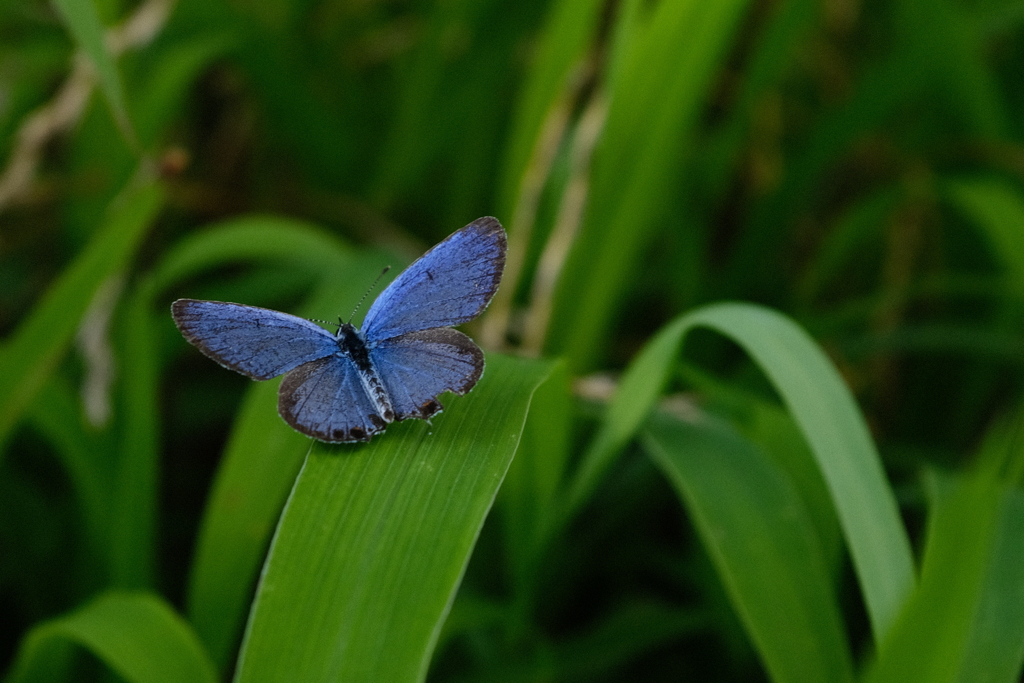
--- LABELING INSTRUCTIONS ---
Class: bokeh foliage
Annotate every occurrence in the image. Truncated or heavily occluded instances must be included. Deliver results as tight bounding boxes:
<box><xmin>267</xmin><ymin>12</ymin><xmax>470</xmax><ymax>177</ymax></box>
<box><xmin>3</xmin><ymin>0</ymin><xmax>1024</xmax><ymax>680</ymax></box>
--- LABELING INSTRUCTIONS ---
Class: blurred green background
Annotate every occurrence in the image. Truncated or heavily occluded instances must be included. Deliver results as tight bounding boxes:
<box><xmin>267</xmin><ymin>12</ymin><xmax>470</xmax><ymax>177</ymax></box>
<box><xmin>3</xmin><ymin>0</ymin><xmax>1024</xmax><ymax>680</ymax></box>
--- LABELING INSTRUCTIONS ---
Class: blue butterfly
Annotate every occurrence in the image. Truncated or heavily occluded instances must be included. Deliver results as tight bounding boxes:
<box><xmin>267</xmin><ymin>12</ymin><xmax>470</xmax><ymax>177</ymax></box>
<box><xmin>172</xmin><ymin>217</ymin><xmax>506</xmax><ymax>443</ymax></box>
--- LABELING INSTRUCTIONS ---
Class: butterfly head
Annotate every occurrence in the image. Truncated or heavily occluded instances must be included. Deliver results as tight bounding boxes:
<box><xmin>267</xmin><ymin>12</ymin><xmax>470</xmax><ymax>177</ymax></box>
<box><xmin>335</xmin><ymin>321</ymin><xmax>360</xmax><ymax>343</ymax></box>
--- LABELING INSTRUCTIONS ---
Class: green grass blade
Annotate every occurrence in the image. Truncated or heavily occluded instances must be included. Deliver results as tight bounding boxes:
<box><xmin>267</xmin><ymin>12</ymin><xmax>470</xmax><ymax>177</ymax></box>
<box><xmin>108</xmin><ymin>288</ymin><xmax>161</xmax><ymax>589</ymax></box>
<box><xmin>549</xmin><ymin>0</ymin><xmax>750</xmax><ymax>371</ymax></box>
<box><xmin>0</xmin><ymin>181</ymin><xmax>163</xmax><ymax>451</ymax></box>
<box><xmin>944</xmin><ymin>177</ymin><xmax>1024</xmax><ymax>297</ymax></box>
<box><xmin>862</xmin><ymin>471</ymin><xmax>1024</xmax><ymax>683</ymax></box>
<box><xmin>51</xmin><ymin>0</ymin><xmax>132</xmax><ymax>138</ymax></box>
<box><xmin>371</xmin><ymin>1</ymin><xmax>479</xmax><ymax>206</ymax></box>
<box><xmin>25</xmin><ymin>377</ymin><xmax>109</xmax><ymax>576</ymax></box>
<box><xmin>234</xmin><ymin>354</ymin><xmax>552</xmax><ymax>683</ymax></box>
<box><xmin>725</xmin><ymin>58</ymin><xmax>921</xmax><ymax>291</ymax></box>
<box><xmin>701</xmin><ymin>0</ymin><xmax>818</xmax><ymax>199</ymax></box>
<box><xmin>567</xmin><ymin>302</ymin><xmax>915</xmax><ymax>641</ymax></box>
<box><xmin>954</xmin><ymin>487</ymin><xmax>1024</xmax><ymax>682</ymax></box>
<box><xmin>644</xmin><ymin>412</ymin><xmax>854</xmax><ymax>683</ymax></box>
<box><xmin>677</xmin><ymin>362</ymin><xmax>845</xmax><ymax>561</ymax></box>
<box><xmin>495</xmin><ymin>0</ymin><xmax>605</xmax><ymax>219</ymax></box>
<box><xmin>796</xmin><ymin>186</ymin><xmax>900</xmax><ymax>307</ymax></box>
<box><xmin>6</xmin><ymin>591</ymin><xmax>216</xmax><ymax>683</ymax></box>
<box><xmin>894</xmin><ymin>0</ymin><xmax>1009</xmax><ymax>138</ymax></box>
<box><xmin>563</xmin><ymin>315</ymin><xmax>685</xmax><ymax>520</ymax></box>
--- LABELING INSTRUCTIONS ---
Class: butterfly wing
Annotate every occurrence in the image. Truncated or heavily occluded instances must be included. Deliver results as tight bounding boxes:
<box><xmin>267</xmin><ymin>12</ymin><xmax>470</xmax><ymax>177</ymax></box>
<box><xmin>278</xmin><ymin>355</ymin><xmax>388</xmax><ymax>442</ymax></box>
<box><xmin>172</xmin><ymin>299</ymin><xmax>338</xmax><ymax>380</ymax></box>
<box><xmin>369</xmin><ymin>328</ymin><xmax>484</xmax><ymax>421</ymax></box>
<box><xmin>361</xmin><ymin>217</ymin><xmax>506</xmax><ymax>341</ymax></box>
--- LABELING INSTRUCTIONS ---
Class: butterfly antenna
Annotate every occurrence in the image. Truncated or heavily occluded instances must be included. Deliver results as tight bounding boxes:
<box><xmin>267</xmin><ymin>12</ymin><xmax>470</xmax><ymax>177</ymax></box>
<box><xmin>348</xmin><ymin>266</ymin><xmax>391</xmax><ymax>325</ymax></box>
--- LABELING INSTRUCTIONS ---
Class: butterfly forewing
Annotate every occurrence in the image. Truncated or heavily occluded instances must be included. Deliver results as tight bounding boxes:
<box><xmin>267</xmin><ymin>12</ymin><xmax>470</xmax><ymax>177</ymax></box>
<box><xmin>171</xmin><ymin>300</ymin><xmax>338</xmax><ymax>380</ymax></box>
<box><xmin>369</xmin><ymin>328</ymin><xmax>484</xmax><ymax>420</ymax></box>
<box><xmin>361</xmin><ymin>217</ymin><xmax>506</xmax><ymax>341</ymax></box>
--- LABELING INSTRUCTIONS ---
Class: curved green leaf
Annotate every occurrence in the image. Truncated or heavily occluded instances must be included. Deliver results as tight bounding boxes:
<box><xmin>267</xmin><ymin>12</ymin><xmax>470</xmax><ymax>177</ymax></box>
<box><xmin>6</xmin><ymin>591</ymin><xmax>216</xmax><ymax>683</ymax></box>
<box><xmin>567</xmin><ymin>302</ymin><xmax>915</xmax><ymax>641</ymax></box>
<box><xmin>234</xmin><ymin>354</ymin><xmax>552</xmax><ymax>682</ymax></box>
<box><xmin>644</xmin><ymin>411</ymin><xmax>854</xmax><ymax>683</ymax></box>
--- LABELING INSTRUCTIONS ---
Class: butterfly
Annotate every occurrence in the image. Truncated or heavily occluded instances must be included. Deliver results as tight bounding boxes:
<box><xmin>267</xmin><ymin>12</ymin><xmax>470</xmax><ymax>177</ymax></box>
<box><xmin>171</xmin><ymin>217</ymin><xmax>506</xmax><ymax>443</ymax></box>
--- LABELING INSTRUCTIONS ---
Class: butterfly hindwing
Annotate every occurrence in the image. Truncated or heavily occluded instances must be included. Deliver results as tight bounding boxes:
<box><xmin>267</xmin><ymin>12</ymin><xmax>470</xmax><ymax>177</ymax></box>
<box><xmin>370</xmin><ymin>328</ymin><xmax>484</xmax><ymax>420</ymax></box>
<box><xmin>278</xmin><ymin>355</ymin><xmax>388</xmax><ymax>442</ymax></box>
<box><xmin>361</xmin><ymin>217</ymin><xmax>506</xmax><ymax>341</ymax></box>
<box><xmin>171</xmin><ymin>299</ymin><xmax>338</xmax><ymax>380</ymax></box>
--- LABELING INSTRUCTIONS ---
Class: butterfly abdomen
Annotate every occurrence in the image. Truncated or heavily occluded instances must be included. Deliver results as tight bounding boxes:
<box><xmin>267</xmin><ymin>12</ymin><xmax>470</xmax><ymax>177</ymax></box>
<box><xmin>337</xmin><ymin>324</ymin><xmax>396</xmax><ymax>423</ymax></box>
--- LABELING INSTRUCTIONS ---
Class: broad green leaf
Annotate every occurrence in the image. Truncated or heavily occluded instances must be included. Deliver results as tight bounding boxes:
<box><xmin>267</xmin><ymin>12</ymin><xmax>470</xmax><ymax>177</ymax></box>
<box><xmin>644</xmin><ymin>411</ymin><xmax>854</xmax><ymax>683</ymax></box>
<box><xmin>6</xmin><ymin>591</ymin><xmax>216</xmax><ymax>683</ymax></box>
<box><xmin>0</xmin><ymin>181</ymin><xmax>163</xmax><ymax>451</ymax></box>
<box><xmin>567</xmin><ymin>302</ymin><xmax>914</xmax><ymax>641</ymax></box>
<box><xmin>234</xmin><ymin>354</ymin><xmax>552</xmax><ymax>682</ymax></box>
<box><xmin>51</xmin><ymin>0</ymin><xmax>132</xmax><ymax>138</ymax></box>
